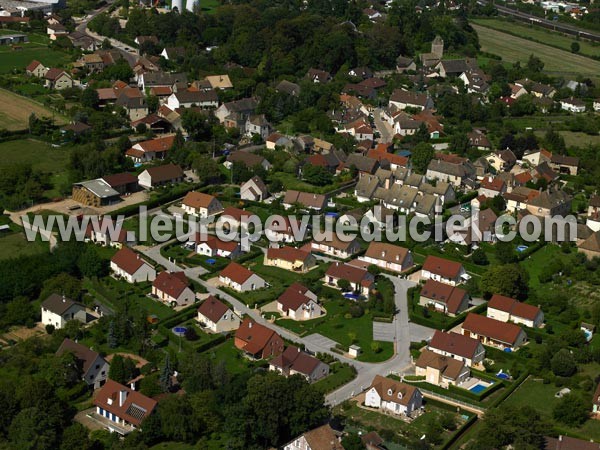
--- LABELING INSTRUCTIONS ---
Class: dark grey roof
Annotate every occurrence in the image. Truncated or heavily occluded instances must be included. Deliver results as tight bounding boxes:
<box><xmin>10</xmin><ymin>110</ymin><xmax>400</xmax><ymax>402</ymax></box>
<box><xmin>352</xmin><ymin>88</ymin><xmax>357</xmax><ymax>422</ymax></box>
<box><xmin>42</xmin><ymin>294</ymin><xmax>84</xmax><ymax>315</ymax></box>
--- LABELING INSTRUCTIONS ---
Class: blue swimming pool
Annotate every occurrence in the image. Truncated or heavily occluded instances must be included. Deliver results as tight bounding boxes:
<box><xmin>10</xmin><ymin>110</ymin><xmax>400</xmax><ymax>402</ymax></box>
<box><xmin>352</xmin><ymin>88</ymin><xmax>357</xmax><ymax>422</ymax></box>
<box><xmin>206</xmin><ymin>258</ymin><xmax>216</xmax><ymax>265</ymax></box>
<box><xmin>469</xmin><ymin>384</ymin><xmax>487</xmax><ymax>394</ymax></box>
<box><xmin>343</xmin><ymin>292</ymin><xmax>360</xmax><ymax>300</ymax></box>
<box><xmin>516</xmin><ymin>245</ymin><xmax>528</xmax><ymax>252</ymax></box>
<box><xmin>497</xmin><ymin>372</ymin><xmax>510</xmax><ymax>380</ymax></box>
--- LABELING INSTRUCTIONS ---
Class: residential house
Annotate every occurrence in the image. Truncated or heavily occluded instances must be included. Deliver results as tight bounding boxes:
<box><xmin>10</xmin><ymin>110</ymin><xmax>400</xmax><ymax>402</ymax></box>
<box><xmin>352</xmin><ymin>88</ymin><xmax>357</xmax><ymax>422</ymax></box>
<box><xmin>459</xmin><ymin>69</ymin><xmax>489</xmax><ymax>95</ymax></box>
<box><xmin>152</xmin><ymin>271</ymin><xmax>195</xmax><ymax>307</ymax></box>
<box><xmin>277</xmin><ymin>283</ymin><xmax>322</xmax><ymax>320</ymax></box>
<box><xmin>487</xmin><ymin>294</ymin><xmax>544</xmax><ymax>328</ymax></box>
<box><xmin>116</xmin><ymin>96</ymin><xmax>148</xmax><ymax>122</ymax></box>
<box><xmin>215</xmin><ymin>98</ymin><xmax>257</xmax><ymax>124</ymax></box>
<box><xmin>515</xmin><ymin>78</ymin><xmax>556</xmax><ymax>98</ymax></box>
<box><xmin>525</xmin><ymin>187</ymin><xmax>572</xmax><ymax>218</ymax></box>
<box><xmin>306</xmin><ymin>68</ymin><xmax>331</xmax><ymax>83</ymax></box>
<box><xmin>435</xmin><ymin>59</ymin><xmax>470</xmax><ymax>78</ymax></box>
<box><xmin>478</xmin><ymin>176</ymin><xmax>507</xmax><ymax>198</ymax></box>
<box><xmin>181</xmin><ymin>191</ymin><xmax>223</xmax><ymax>217</ymax></box>
<box><xmin>358</xmin><ymin>242</ymin><xmax>413</xmax><ymax>274</ymax></box>
<box><xmin>93</xmin><ymin>379</ymin><xmax>157</xmax><ymax>434</ymax></box>
<box><xmin>269</xmin><ymin>346</ymin><xmax>330</xmax><ymax>382</ymax></box>
<box><xmin>138</xmin><ymin>71</ymin><xmax>187</xmax><ymax>91</ymax></box>
<box><xmin>56</xmin><ymin>338</ymin><xmax>109</xmax><ymax>389</ymax></box>
<box><xmin>26</xmin><ymin>60</ymin><xmax>47</xmax><ymax>77</ymax></box>
<box><xmin>486</xmin><ymin>149</ymin><xmax>517</xmax><ymax>172</ymax></box>
<box><xmin>196</xmin><ymin>235</ymin><xmax>242</xmax><ymax>259</ymax></box>
<box><xmin>544</xmin><ymin>435</ymin><xmax>600</xmax><ymax>450</ymax></box>
<box><xmin>579</xmin><ymin>230</ymin><xmax>600</xmax><ymax>260</ymax></box>
<box><xmin>550</xmin><ymin>154</ymin><xmax>579</xmax><ymax>175</ymax></box>
<box><xmin>264</xmin><ymin>216</ymin><xmax>308</xmax><ymax>243</ymax></box>
<box><xmin>227</xmin><ymin>151</ymin><xmax>272</xmax><ymax>171</ymax></box>
<box><xmin>138</xmin><ymin>164</ymin><xmax>184</xmax><ymax>189</ymax></box>
<box><xmin>419</xmin><ymin>280</ymin><xmax>469</xmax><ymax>316</ymax></box>
<box><xmin>593</xmin><ymin>383</ymin><xmax>600</xmax><ymax>418</ymax></box>
<box><xmin>234</xmin><ymin>318</ymin><xmax>284</xmax><ymax>359</ymax></box>
<box><xmin>587</xmin><ymin>195</ymin><xmax>600</xmax><ymax>232</ymax></box>
<box><xmin>264</xmin><ymin>246</ymin><xmax>317</xmax><ymax>273</ymax></box>
<box><xmin>523</xmin><ymin>148</ymin><xmax>552</xmax><ymax>167</ymax></box>
<box><xmin>425</xmin><ymin>158</ymin><xmax>475</xmax><ymax>187</ymax></box>
<box><xmin>310</xmin><ymin>235</ymin><xmax>361</xmax><ymax>259</ymax></box>
<box><xmin>84</xmin><ymin>217</ymin><xmax>133</xmax><ymax>248</ymax></box>
<box><xmin>344</xmin><ymin>153</ymin><xmax>379</xmax><ymax>175</ymax></box>
<box><xmin>240</xmin><ymin>176</ymin><xmax>268</xmax><ymax>202</ymax></box>
<box><xmin>396</xmin><ymin>56</ymin><xmax>416</xmax><ymax>72</ymax></box>
<box><xmin>110</xmin><ymin>247</ymin><xmax>156</xmax><ymax>283</ymax></box>
<box><xmin>47</xmin><ymin>23</ymin><xmax>67</xmax><ymax>40</ymax></box>
<box><xmin>415</xmin><ymin>349</ymin><xmax>470</xmax><ymax>388</ymax></box>
<box><xmin>219</xmin><ymin>262</ymin><xmax>267</xmax><ymax>292</ymax></box>
<box><xmin>166</xmin><ymin>90</ymin><xmax>218</xmax><ymax>109</ymax></box>
<box><xmin>245</xmin><ymin>114</ymin><xmax>272</xmax><ymax>140</ymax></box>
<box><xmin>428</xmin><ymin>330</ymin><xmax>485</xmax><ymax>367</ymax></box>
<box><xmin>196</xmin><ymin>295</ymin><xmax>241</xmax><ymax>333</ymax></box>
<box><xmin>421</xmin><ymin>255</ymin><xmax>467</xmax><ymax>286</ymax></box>
<box><xmin>160</xmin><ymin>46</ymin><xmax>185</xmax><ymax>61</ymax></box>
<box><xmin>265</xmin><ymin>132</ymin><xmax>292</xmax><ymax>150</ymax></box>
<box><xmin>44</xmin><ymin>68</ymin><xmax>72</xmax><ymax>90</ymax></box>
<box><xmin>560</xmin><ymin>97</ymin><xmax>586</xmax><ymax>113</ymax></box>
<box><xmin>275</xmin><ymin>80</ymin><xmax>301</xmax><ymax>97</ymax></box>
<box><xmin>283</xmin><ymin>424</ymin><xmax>344</xmax><ymax>450</ymax></box>
<box><xmin>282</xmin><ymin>190</ymin><xmax>327</xmax><ymax>211</ymax></box>
<box><xmin>389</xmin><ymin>89</ymin><xmax>433</xmax><ymax>110</ymax></box>
<box><xmin>324</xmin><ymin>262</ymin><xmax>374</xmax><ymax>296</ymax></box>
<box><xmin>503</xmin><ymin>186</ymin><xmax>539</xmax><ymax>213</ymax></box>
<box><xmin>205</xmin><ymin>74</ymin><xmax>233</xmax><ymax>90</ymax></box>
<box><xmin>219</xmin><ymin>206</ymin><xmax>259</xmax><ymax>231</ymax></box>
<box><xmin>461</xmin><ymin>313</ymin><xmax>527</xmax><ymax>350</ymax></box>
<box><xmin>41</xmin><ymin>294</ymin><xmax>86</xmax><ymax>330</ymax></box>
<box><xmin>126</xmin><ymin>135</ymin><xmax>175</xmax><ymax>163</ymax></box>
<box><xmin>365</xmin><ymin>375</ymin><xmax>423</xmax><ymax>417</ymax></box>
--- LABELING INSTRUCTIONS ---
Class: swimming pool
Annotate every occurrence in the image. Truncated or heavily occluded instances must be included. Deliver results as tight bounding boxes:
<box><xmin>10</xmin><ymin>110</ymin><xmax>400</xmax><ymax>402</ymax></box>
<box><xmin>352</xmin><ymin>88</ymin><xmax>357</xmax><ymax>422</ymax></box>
<box><xmin>469</xmin><ymin>383</ymin><xmax>488</xmax><ymax>394</ymax></box>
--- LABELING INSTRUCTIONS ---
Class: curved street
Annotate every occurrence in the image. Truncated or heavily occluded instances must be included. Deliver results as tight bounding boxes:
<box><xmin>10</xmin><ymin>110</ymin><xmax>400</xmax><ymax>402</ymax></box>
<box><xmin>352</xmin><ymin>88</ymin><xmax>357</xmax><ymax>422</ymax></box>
<box><xmin>139</xmin><ymin>240</ymin><xmax>417</xmax><ymax>405</ymax></box>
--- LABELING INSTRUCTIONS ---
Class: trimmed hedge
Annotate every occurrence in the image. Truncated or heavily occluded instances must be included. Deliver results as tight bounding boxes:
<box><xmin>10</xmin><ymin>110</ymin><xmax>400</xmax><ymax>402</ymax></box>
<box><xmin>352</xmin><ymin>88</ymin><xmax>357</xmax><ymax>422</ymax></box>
<box><xmin>488</xmin><ymin>371</ymin><xmax>529</xmax><ymax>408</ymax></box>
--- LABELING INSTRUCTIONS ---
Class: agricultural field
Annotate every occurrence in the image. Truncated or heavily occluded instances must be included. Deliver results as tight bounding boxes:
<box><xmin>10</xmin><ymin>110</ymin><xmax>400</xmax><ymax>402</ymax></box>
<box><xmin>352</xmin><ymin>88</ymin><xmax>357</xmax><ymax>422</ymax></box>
<box><xmin>0</xmin><ymin>138</ymin><xmax>71</xmax><ymax>198</ymax></box>
<box><xmin>472</xmin><ymin>24</ymin><xmax>600</xmax><ymax>80</ymax></box>
<box><xmin>0</xmin><ymin>89</ymin><xmax>66</xmax><ymax>130</ymax></box>
<box><xmin>0</xmin><ymin>32</ymin><xmax>71</xmax><ymax>74</ymax></box>
<box><xmin>472</xmin><ymin>18</ymin><xmax>600</xmax><ymax>59</ymax></box>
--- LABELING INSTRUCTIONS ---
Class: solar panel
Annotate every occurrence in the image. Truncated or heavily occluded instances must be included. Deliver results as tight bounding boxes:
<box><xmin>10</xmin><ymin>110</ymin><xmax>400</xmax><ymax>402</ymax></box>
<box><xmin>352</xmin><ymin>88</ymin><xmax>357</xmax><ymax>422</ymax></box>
<box><xmin>125</xmin><ymin>403</ymin><xmax>147</xmax><ymax>421</ymax></box>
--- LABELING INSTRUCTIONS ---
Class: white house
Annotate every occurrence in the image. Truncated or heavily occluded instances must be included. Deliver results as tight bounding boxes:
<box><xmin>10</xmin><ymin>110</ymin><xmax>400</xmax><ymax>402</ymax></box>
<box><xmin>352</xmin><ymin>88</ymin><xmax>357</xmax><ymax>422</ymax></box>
<box><xmin>365</xmin><ymin>375</ymin><xmax>423</xmax><ymax>417</ymax></box>
<box><xmin>219</xmin><ymin>262</ymin><xmax>267</xmax><ymax>292</ymax></box>
<box><xmin>486</xmin><ymin>294</ymin><xmax>544</xmax><ymax>328</ymax></box>
<box><xmin>41</xmin><ymin>294</ymin><xmax>87</xmax><ymax>330</ymax></box>
<box><xmin>560</xmin><ymin>97</ymin><xmax>586</xmax><ymax>113</ymax></box>
<box><xmin>195</xmin><ymin>235</ymin><xmax>242</xmax><ymax>258</ymax></box>
<box><xmin>181</xmin><ymin>191</ymin><xmax>223</xmax><ymax>217</ymax></box>
<box><xmin>283</xmin><ymin>425</ymin><xmax>344</xmax><ymax>450</ymax></box>
<box><xmin>358</xmin><ymin>242</ymin><xmax>413</xmax><ymax>273</ymax></box>
<box><xmin>269</xmin><ymin>346</ymin><xmax>330</xmax><ymax>382</ymax></box>
<box><xmin>56</xmin><ymin>338</ymin><xmax>110</xmax><ymax>389</ymax></box>
<box><xmin>421</xmin><ymin>255</ymin><xmax>467</xmax><ymax>286</ymax></box>
<box><xmin>240</xmin><ymin>176</ymin><xmax>268</xmax><ymax>202</ymax></box>
<box><xmin>310</xmin><ymin>235</ymin><xmax>361</xmax><ymax>259</ymax></box>
<box><xmin>152</xmin><ymin>271</ymin><xmax>195</xmax><ymax>307</ymax></box>
<box><xmin>276</xmin><ymin>283</ymin><xmax>322</xmax><ymax>320</ymax></box>
<box><xmin>196</xmin><ymin>295</ymin><xmax>241</xmax><ymax>333</ymax></box>
<box><xmin>110</xmin><ymin>247</ymin><xmax>156</xmax><ymax>283</ymax></box>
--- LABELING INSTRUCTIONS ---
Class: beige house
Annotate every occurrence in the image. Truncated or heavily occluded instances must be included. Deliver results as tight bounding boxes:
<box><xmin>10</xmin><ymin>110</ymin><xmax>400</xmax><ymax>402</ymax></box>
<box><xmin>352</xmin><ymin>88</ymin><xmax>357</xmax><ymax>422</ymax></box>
<box><xmin>219</xmin><ymin>262</ymin><xmax>267</xmax><ymax>292</ymax></box>
<box><xmin>264</xmin><ymin>246</ymin><xmax>316</xmax><ymax>273</ymax></box>
<box><xmin>110</xmin><ymin>247</ymin><xmax>156</xmax><ymax>283</ymax></box>
<box><xmin>415</xmin><ymin>349</ymin><xmax>470</xmax><ymax>388</ymax></box>
<box><xmin>181</xmin><ymin>191</ymin><xmax>223</xmax><ymax>217</ymax></box>
<box><xmin>486</xmin><ymin>294</ymin><xmax>544</xmax><ymax>328</ymax></box>
<box><xmin>462</xmin><ymin>313</ymin><xmax>527</xmax><ymax>351</ymax></box>
<box><xmin>310</xmin><ymin>235</ymin><xmax>361</xmax><ymax>259</ymax></box>
<box><xmin>44</xmin><ymin>68</ymin><xmax>73</xmax><ymax>90</ymax></box>
<box><xmin>151</xmin><ymin>271</ymin><xmax>195</xmax><ymax>307</ymax></box>
<box><xmin>358</xmin><ymin>242</ymin><xmax>413</xmax><ymax>273</ymax></box>
<box><xmin>428</xmin><ymin>330</ymin><xmax>485</xmax><ymax>368</ymax></box>
<box><xmin>196</xmin><ymin>295</ymin><xmax>241</xmax><ymax>333</ymax></box>
<box><xmin>419</xmin><ymin>280</ymin><xmax>469</xmax><ymax>317</ymax></box>
<box><xmin>276</xmin><ymin>283</ymin><xmax>322</xmax><ymax>320</ymax></box>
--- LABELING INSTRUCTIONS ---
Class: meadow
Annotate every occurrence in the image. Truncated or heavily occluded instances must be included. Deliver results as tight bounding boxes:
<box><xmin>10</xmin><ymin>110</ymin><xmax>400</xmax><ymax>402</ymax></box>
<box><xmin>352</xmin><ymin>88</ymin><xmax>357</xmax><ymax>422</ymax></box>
<box><xmin>0</xmin><ymin>88</ymin><xmax>67</xmax><ymax>130</ymax></box>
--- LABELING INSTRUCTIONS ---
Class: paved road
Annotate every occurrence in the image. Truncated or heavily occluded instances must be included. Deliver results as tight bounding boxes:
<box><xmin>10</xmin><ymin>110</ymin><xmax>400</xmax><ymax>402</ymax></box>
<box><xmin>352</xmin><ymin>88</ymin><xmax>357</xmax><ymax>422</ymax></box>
<box><xmin>137</xmin><ymin>241</ymin><xmax>418</xmax><ymax>404</ymax></box>
<box><xmin>373</xmin><ymin>108</ymin><xmax>393</xmax><ymax>144</ymax></box>
<box><xmin>75</xmin><ymin>3</ymin><xmax>138</xmax><ymax>67</ymax></box>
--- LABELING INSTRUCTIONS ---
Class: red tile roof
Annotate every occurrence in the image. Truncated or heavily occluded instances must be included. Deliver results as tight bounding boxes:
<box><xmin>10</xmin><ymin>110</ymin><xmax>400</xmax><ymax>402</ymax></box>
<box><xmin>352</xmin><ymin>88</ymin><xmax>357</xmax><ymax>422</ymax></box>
<box><xmin>93</xmin><ymin>379</ymin><xmax>157</xmax><ymax>427</ymax></box>
<box><xmin>56</xmin><ymin>338</ymin><xmax>103</xmax><ymax>373</ymax></box>
<box><xmin>270</xmin><ymin>345</ymin><xmax>323</xmax><ymax>376</ymax></box>
<box><xmin>267</xmin><ymin>246</ymin><xmax>312</xmax><ymax>263</ymax></box>
<box><xmin>488</xmin><ymin>294</ymin><xmax>541</xmax><ymax>321</ymax></box>
<box><xmin>197</xmin><ymin>295</ymin><xmax>229</xmax><ymax>323</ymax></box>
<box><xmin>277</xmin><ymin>283</ymin><xmax>313</xmax><ymax>312</ymax></box>
<box><xmin>182</xmin><ymin>191</ymin><xmax>218</xmax><ymax>210</ymax></box>
<box><xmin>220</xmin><ymin>262</ymin><xmax>255</xmax><ymax>284</ymax></box>
<box><xmin>26</xmin><ymin>60</ymin><xmax>43</xmax><ymax>72</ymax></box>
<box><xmin>420</xmin><ymin>279</ymin><xmax>467</xmax><ymax>315</ymax></box>
<box><xmin>462</xmin><ymin>313</ymin><xmax>524</xmax><ymax>346</ymax></box>
<box><xmin>196</xmin><ymin>235</ymin><xmax>239</xmax><ymax>253</ymax></box>
<box><xmin>235</xmin><ymin>317</ymin><xmax>282</xmax><ymax>356</ymax></box>
<box><xmin>221</xmin><ymin>206</ymin><xmax>257</xmax><ymax>223</ymax></box>
<box><xmin>111</xmin><ymin>247</ymin><xmax>149</xmax><ymax>275</ymax></box>
<box><xmin>429</xmin><ymin>330</ymin><xmax>482</xmax><ymax>360</ymax></box>
<box><xmin>326</xmin><ymin>262</ymin><xmax>373</xmax><ymax>286</ymax></box>
<box><xmin>480</xmin><ymin>176</ymin><xmax>505</xmax><ymax>192</ymax></box>
<box><xmin>152</xmin><ymin>271</ymin><xmax>189</xmax><ymax>299</ymax></box>
<box><xmin>131</xmin><ymin>135</ymin><xmax>175</xmax><ymax>153</ymax></box>
<box><xmin>422</xmin><ymin>255</ymin><xmax>464</xmax><ymax>280</ymax></box>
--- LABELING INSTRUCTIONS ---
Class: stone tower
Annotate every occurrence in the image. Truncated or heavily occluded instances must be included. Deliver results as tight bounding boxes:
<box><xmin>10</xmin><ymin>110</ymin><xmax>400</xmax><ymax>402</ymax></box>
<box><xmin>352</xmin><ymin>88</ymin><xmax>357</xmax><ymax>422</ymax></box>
<box><xmin>431</xmin><ymin>35</ymin><xmax>444</xmax><ymax>59</ymax></box>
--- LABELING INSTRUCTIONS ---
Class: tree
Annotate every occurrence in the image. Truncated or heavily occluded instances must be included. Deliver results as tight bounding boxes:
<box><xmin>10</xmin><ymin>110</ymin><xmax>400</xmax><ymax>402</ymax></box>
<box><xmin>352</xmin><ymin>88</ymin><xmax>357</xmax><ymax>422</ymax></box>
<box><xmin>60</xmin><ymin>423</ymin><xmax>92</xmax><ymax>450</ymax></box>
<box><xmin>553</xmin><ymin>393</ymin><xmax>588</xmax><ymax>426</ymax></box>
<box><xmin>107</xmin><ymin>320</ymin><xmax>118</xmax><ymax>348</ymax></box>
<box><xmin>495</xmin><ymin>241</ymin><xmax>517</xmax><ymax>264</ymax></box>
<box><xmin>193</xmin><ymin>156</ymin><xmax>221</xmax><ymax>184</ymax></box>
<box><xmin>481</xmin><ymin>264</ymin><xmax>529</xmax><ymax>299</ymax></box>
<box><xmin>158</xmin><ymin>395</ymin><xmax>201</xmax><ymax>442</ymax></box>
<box><xmin>551</xmin><ymin>348</ymin><xmax>577</xmax><ymax>377</ymax></box>
<box><xmin>182</xmin><ymin>110</ymin><xmax>211</xmax><ymax>141</ymax></box>
<box><xmin>81</xmin><ymin>88</ymin><xmax>99</xmax><ymax>109</ymax></box>
<box><xmin>108</xmin><ymin>355</ymin><xmax>127</xmax><ymax>384</ymax></box>
<box><xmin>9</xmin><ymin>406</ymin><xmax>63</xmax><ymax>450</ymax></box>
<box><xmin>411</xmin><ymin>142</ymin><xmax>435</xmax><ymax>173</ymax></box>
<box><xmin>571</xmin><ymin>41</ymin><xmax>580</xmax><ymax>53</ymax></box>
<box><xmin>160</xmin><ymin>354</ymin><xmax>173</xmax><ymax>393</ymax></box>
<box><xmin>471</xmin><ymin>248</ymin><xmax>489</xmax><ymax>265</ymax></box>
<box><xmin>77</xmin><ymin>246</ymin><xmax>108</xmax><ymax>278</ymax></box>
<box><xmin>337</xmin><ymin>279</ymin><xmax>351</xmax><ymax>291</ymax></box>
<box><xmin>302</xmin><ymin>164</ymin><xmax>333</xmax><ymax>186</ymax></box>
<box><xmin>341</xmin><ymin>433</ymin><xmax>363</xmax><ymax>450</ymax></box>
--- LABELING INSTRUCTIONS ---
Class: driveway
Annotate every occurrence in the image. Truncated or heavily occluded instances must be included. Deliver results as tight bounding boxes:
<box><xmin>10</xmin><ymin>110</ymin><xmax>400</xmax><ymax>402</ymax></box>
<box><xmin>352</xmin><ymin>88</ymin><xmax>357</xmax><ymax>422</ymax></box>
<box><xmin>373</xmin><ymin>108</ymin><xmax>394</xmax><ymax>143</ymax></box>
<box><xmin>373</xmin><ymin>322</ymin><xmax>395</xmax><ymax>342</ymax></box>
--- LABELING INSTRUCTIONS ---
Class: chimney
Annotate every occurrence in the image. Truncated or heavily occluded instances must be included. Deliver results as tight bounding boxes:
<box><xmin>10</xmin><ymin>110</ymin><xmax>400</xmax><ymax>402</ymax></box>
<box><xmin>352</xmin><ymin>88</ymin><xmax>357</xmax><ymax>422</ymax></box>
<box><xmin>62</xmin><ymin>294</ymin><xmax>66</xmax><ymax>303</ymax></box>
<box><xmin>248</xmin><ymin>321</ymin><xmax>253</xmax><ymax>329</ymax></box>
<box><xmin>119</xmin><ymin>390</ymin><xmax>127</xmax><ymax>407</ymax></box>
<box><xmin>559</xmin><ymin>436</ymin><xmax>563</xmax><ymax>442</ymax></box>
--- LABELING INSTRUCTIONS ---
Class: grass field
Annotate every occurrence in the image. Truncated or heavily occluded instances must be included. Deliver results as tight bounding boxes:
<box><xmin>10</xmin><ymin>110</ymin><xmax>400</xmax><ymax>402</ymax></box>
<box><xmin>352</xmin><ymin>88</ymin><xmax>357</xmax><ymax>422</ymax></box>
<box><xmin>0</xmin><ymin>89</ymin><xmax>66</xmax><ymax>130</ymax></box>
<box><xmin>0</xmin><ymin>32</ymin><xmax>71</xmax><ymax>74</ymax></box>
<box><xmin>472</xmin><ymin>18</ymin><xmax>600</xmax><ymax>59</ymax></box>
<box><xmin>472</xmin><ymin>24</ymin><xmax>600</xmax><ymax>79</ymax></box>
<box><xmin>0</xmin><ymin>138</ymin><xmax>71</xmax><ymax>197</ymax></box>
<box><xmin>0</xmin><ymin>232</ymin><xmax>48</xmax><ymax>260</ymax></box>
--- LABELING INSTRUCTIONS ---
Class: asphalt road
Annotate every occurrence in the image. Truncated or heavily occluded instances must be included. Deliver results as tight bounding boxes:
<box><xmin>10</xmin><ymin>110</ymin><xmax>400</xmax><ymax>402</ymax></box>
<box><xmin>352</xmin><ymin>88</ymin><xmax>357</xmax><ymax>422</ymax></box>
<box><xmin>373</xmin><ymin>108</ymin><xmax>394</xmax><ymax>144</ymax></box>
<box><xmin>138</xmin><ymin>239</ymin><xmax>418</xmax><ymax>405</ymax></box>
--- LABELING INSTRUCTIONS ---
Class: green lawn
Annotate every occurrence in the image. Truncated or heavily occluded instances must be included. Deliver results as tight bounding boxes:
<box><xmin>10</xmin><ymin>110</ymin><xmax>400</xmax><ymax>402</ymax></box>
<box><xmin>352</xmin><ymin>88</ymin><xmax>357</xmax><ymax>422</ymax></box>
<box><xmin>520</xmin><ymin>244</ymin><xmax>562</xmax><ymax>289</ymax></box>
<box><xmin>472</xmin><ymin>18</ymin><xmax>600</xmax><ymax>59</ymax></box>
<box><xmin>277</xmin><ymin>297</ymin><xmax>394</xmax><ymax>363</ymax></box>
<box><xmin>472</xmin><ymin>23</ymin><xmax>600</xmax><ymax>79</ymax></box>
<box><xmin>0</xmin><ymin>37</ymin><xmax>71</xmax><ymax>73</ymax></box>
<box><xmin>335</xmin><ymin>401</ymin><xmax>467</xmax><ymax>447</ymax></box>
<box><xmin>314</xmin><ymin>362</ymin><xmax>357</xmax><ymax>394</ymax></box>
<box><xmin>200</xmin><ymin>339</ymin><xmax>267</xmax><ymax>375</ymax></box>
<box><xmin>0</xmin><ymin>230</ymin><xmax>49</xmax><ymax>260</ymax></box>
<box><xmin>504</xmin><ymin>377</ymin><xmax>600</xmax><ymax>441</ymax></box>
